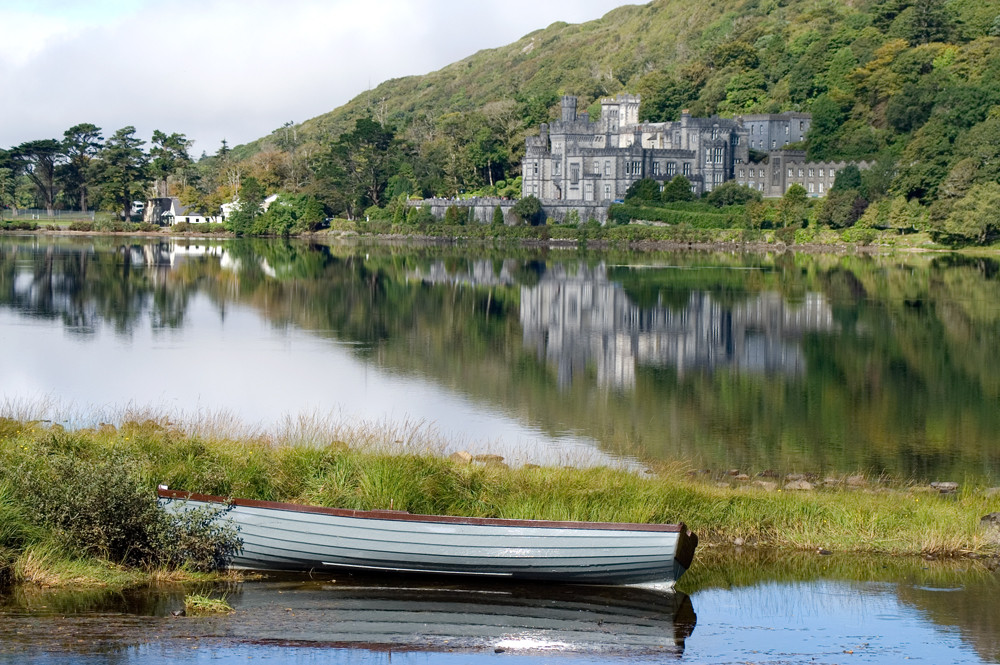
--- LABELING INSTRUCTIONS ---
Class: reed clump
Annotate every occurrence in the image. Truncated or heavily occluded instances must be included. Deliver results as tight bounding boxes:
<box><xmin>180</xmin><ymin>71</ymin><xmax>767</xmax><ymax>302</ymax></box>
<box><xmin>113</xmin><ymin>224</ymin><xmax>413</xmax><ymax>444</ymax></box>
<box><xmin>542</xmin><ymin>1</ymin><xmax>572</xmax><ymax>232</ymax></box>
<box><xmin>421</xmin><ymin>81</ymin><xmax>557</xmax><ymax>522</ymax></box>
<box><xmin>0</xmin><ymin>415</ymin><xmax>998</xmax><ymax>590</ymax></box>
<box><xmin>183</xmin><ymin>593</ymin><xmax>234</xmax><ymax>616</ymax></box>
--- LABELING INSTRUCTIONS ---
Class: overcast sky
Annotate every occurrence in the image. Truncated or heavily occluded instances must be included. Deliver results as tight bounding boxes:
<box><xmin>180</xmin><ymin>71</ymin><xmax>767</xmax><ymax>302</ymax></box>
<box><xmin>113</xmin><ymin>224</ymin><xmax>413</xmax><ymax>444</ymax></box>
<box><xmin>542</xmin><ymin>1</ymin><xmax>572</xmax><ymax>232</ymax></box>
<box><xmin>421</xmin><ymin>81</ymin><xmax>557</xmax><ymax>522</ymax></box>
<box><xmin>1</xmin><ymin>0</ymin><xmax>636</xmax><ymax>156</ymax></box>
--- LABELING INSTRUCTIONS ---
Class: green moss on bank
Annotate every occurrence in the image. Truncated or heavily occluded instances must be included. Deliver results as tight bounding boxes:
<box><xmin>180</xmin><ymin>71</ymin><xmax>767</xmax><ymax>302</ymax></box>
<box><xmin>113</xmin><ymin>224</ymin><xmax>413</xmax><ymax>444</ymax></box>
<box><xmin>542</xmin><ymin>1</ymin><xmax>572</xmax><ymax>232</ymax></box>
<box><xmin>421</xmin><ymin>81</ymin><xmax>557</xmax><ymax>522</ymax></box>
<box><xmin>0</xmin><ymin>416</ymin><xmax>997</xmax><ymax>590</ymax></box>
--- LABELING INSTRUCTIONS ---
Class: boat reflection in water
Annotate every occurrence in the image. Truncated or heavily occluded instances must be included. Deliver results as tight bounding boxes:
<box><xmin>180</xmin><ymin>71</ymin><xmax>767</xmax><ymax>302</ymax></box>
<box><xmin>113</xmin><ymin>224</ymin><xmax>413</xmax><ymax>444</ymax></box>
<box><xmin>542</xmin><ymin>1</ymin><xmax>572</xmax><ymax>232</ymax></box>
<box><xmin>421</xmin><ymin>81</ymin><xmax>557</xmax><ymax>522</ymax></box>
<box><xmin>221</xmin><ymin>577</ymin><xmax>697</xmax><ymax>656</ymax></box>
<box><xmin>0</xmin><ymin>576</ymin><xmax>695</xmax><ymax>659</ymax></box>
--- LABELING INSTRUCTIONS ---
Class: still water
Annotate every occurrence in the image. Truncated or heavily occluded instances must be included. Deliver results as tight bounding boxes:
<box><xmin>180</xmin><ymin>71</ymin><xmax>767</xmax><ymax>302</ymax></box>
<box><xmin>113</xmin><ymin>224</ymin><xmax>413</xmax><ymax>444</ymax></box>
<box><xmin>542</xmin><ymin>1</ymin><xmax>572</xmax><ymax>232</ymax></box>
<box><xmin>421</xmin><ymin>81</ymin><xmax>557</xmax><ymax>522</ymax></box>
<box><xmin>2</xmin><ymin>554</ymin><xmax>999</xmax><ymax>664</ymax></box>
<box><xmin>1</xmin><ymin>235</ymin><xmax>1000</xmax><ymax>480</ymax></box>
<box><xmin>2</xmin><ymin>235</ymin><xmax>1000</xmax><ymax>663</ymax></box>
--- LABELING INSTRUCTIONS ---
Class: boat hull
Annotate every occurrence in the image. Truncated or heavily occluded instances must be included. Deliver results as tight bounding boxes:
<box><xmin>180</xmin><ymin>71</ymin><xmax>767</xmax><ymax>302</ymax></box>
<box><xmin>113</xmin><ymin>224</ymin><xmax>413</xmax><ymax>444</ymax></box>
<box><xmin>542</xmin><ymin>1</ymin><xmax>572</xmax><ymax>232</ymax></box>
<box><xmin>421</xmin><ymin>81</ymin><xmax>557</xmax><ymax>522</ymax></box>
<box><xmin>158</xmin><ymin>488</ymin><xmax>697</xmax><ymax>587</ymax></box>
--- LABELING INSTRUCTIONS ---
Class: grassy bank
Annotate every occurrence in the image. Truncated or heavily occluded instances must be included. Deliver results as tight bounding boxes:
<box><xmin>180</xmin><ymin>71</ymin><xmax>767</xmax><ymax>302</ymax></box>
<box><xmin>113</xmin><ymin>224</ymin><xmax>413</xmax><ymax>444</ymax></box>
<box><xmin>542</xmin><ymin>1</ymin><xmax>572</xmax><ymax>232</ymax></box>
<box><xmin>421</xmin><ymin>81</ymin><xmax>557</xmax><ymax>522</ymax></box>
<box><xmin>3</xmin><ymin>217</ymin><xmax>956</xmax><ymax>253</ymax></box>
<box><xmin>321</xmin><ymin>218</ymin><xmax>950</xmax><ymax>252</ymax></box>
<box><xmin>1</xmin><ymin>413</ymin><xmax>997</xmax><ymax>591</ymax></box>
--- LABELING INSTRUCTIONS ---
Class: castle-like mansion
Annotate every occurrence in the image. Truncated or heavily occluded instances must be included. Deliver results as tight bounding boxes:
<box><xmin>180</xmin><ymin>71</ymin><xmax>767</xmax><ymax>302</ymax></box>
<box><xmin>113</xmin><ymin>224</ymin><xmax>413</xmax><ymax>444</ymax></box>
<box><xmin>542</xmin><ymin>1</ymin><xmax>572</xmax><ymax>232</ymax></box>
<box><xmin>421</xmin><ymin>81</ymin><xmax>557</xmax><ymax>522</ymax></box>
<box><xmin>522</xmin><ymin>95</ymin><xmax>858</xmax><ymax>220</ymax></box>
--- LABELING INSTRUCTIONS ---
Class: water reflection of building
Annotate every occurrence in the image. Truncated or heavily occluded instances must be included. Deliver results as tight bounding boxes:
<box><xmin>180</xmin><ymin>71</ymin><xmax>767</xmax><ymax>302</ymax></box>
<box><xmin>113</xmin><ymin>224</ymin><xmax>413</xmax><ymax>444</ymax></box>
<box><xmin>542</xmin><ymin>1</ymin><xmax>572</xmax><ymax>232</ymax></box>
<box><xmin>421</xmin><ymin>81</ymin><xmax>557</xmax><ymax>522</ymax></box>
<box><xmin>407</xmin><ymin>260</ymin><xmax>518</xmax><ymax>287</ymax></box>
<box><xmin>520</xmin><ymin>263</ymin><xmax>838</xmax><ymax>389</ymax></box>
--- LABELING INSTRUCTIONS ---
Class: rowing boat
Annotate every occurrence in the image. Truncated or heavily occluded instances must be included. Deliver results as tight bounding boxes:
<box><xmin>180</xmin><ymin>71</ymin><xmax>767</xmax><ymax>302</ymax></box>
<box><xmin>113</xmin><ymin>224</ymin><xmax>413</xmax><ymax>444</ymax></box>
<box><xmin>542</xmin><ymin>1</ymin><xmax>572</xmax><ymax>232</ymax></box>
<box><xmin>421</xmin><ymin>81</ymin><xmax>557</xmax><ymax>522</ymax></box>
<box><xmin>157</xmin><ymin>486</ymin><xmax>697</xmax><ymax>589</ymax></box>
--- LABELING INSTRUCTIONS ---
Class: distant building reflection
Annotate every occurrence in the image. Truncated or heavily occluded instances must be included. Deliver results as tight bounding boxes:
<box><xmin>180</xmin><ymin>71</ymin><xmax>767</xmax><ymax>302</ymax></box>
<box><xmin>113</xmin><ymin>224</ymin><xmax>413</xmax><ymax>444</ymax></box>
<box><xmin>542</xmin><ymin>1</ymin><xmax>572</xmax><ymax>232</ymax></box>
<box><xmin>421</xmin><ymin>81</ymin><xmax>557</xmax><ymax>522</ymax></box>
<box><xmin>519</xmin><ymin>263</ymin><xmax>838</xmax><ymax>389</ymax></box>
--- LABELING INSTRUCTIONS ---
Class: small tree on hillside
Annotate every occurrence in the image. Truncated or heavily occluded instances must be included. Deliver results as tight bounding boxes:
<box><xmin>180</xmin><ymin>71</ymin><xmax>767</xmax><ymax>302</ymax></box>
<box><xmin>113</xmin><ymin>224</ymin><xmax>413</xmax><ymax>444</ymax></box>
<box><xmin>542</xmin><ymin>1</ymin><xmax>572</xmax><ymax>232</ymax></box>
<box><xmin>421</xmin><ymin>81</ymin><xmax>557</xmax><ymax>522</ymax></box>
<box><xmin>226</xmin><ymin>176</ymin><xmax>266</xmax><ymax>236</ymax></box>
<box><xmin>0</xmin><ymin>168</ymin><xmax>13</xmax><ymax>222</ymax></box>
<box><xmin>512</xmin><ymin>195</ymin><xmax>543</xmax><ymax>225</ymax></box>
<box><xmin>705</xmin><ymin>181</ymin><xmax>762</xmax><ymax>207</ymax></box>
<box><xmin>624</xmin><ymin>178</ymin><xmax>661</xmax><ymax>203</ymax></box>
<box><xmin>832</xmin><ymin>164</ymin><xmax>863</xmax><ymax>192</ymax></box>
<box><xmin>661</xmin><ymin>175</ymin><xmax>695</xmax><ymax>203</ymax></box>
<box><xmin>492</xmin><ymin>205</ymin><xmax>505</xmax><ymax>226</ymax></box>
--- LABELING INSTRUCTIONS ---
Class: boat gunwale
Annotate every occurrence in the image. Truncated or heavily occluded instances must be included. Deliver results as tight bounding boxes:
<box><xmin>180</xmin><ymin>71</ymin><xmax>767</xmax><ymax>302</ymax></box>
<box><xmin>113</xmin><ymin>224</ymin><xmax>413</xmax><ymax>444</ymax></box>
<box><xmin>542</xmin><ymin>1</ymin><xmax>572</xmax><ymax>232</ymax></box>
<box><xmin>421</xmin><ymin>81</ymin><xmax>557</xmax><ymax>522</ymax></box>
<box><xmin>157</xmin><ymin>487</ymin><xmax>688</xmax><ymax>534</ymax></box>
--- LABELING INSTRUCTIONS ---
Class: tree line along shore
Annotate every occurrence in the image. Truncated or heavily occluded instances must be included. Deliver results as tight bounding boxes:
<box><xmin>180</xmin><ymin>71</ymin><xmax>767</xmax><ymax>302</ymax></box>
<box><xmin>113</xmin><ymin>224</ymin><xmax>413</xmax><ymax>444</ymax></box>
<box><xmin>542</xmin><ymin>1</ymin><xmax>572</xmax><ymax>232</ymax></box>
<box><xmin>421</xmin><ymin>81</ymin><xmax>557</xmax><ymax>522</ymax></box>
<box><xmin>0</xmin><ymin>417</ymin><xmax>997</xmax><ymax>591</ymax></box>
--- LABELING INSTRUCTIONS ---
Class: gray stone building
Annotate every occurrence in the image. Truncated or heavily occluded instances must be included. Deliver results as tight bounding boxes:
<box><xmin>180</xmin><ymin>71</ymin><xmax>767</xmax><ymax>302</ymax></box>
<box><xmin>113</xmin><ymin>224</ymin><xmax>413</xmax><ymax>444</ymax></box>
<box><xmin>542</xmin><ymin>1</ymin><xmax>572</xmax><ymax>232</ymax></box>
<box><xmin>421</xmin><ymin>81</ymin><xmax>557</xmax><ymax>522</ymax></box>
<box><xmin>734</xmin><ymin>150</ymin><xmax>869</xmax><ymax>198</ymax></box>
<box><xmin>519</xmin><ymin>95</ymin><xmax>848</xmax><ymax>220</ymax></box>
<box><xmin>741</xmin><ymin>112</ymin><xmax>811</xmax><ymax>152</ymax></box>
<box><xmin>521</xmin><ymin>95</ymin><xmax>752</xmax><ymax>210</ymax></box>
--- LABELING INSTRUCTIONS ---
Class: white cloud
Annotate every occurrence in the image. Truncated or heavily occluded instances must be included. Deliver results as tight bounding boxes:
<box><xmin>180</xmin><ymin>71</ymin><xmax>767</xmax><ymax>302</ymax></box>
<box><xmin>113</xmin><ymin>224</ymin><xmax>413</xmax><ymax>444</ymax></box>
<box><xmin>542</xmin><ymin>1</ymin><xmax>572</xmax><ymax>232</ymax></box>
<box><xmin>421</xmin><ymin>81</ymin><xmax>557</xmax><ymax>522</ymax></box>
<box><xmin>0</xmin><ymin>0</ymin><xmax>636</xmax><ymax>154</ymax></box>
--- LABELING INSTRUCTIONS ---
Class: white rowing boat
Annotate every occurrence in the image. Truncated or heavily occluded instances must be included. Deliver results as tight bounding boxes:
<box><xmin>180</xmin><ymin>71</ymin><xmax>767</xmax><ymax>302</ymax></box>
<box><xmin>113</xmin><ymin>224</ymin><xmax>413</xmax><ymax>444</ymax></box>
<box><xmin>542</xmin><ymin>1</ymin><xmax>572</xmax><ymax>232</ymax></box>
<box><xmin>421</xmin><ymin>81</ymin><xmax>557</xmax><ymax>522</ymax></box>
<box><xmin>158</xmin><ymin>486</ymin><xmax>697</xmax><ymax>589</ymax></box>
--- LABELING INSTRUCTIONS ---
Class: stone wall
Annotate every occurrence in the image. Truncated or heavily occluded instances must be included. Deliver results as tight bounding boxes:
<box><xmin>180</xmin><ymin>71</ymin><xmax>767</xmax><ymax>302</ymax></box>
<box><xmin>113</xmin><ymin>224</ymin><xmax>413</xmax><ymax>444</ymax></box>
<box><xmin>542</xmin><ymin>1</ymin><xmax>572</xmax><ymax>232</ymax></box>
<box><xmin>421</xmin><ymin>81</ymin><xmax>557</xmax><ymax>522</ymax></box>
<box><xmin>407</xmin><ymin>198</ymin><xmax>516</xmax><ymax>225</ymax></box>
<box><xmin>408</xmin><ymin>198</ymin><xmax>608</xmax><ymax>225</ymax></box>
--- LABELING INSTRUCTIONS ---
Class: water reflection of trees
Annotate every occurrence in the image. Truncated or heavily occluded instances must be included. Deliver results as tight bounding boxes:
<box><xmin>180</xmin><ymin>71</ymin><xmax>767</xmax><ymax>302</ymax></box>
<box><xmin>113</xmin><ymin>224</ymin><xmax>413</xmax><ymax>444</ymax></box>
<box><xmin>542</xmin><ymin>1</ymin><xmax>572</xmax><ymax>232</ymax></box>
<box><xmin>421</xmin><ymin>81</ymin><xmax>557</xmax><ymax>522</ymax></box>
<box><xmin>688</xmin><ymin>549</ymin><xmax>1000</xmax><ymax>664</ymax></box>
<box><xmin>1</xmin><ymin>238</ymin><xmax>999</xmax><ymax>480</ymax></box>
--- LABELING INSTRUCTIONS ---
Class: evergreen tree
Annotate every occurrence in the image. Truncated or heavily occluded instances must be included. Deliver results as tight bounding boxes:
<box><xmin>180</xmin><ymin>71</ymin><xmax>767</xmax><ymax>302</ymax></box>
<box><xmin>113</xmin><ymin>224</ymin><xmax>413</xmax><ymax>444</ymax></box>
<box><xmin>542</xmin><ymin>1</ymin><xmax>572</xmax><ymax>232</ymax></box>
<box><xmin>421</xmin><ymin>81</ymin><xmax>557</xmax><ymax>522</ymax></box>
<box><xmin>99</xmin><ymin>127</ymin><xmax>148</xmax><ymax>221</ymax></box>
<box><xmin>661</xmin><ymin>176</ymin><xmax>694</xmax><ymax>203</ymax></box>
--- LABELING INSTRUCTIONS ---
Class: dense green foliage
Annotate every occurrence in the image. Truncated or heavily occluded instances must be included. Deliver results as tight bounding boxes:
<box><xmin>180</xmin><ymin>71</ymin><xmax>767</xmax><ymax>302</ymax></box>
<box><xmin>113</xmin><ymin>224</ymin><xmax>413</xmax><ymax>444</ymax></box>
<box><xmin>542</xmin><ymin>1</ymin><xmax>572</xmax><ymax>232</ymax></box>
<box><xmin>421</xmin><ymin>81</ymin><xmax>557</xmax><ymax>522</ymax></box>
<box><xmin>7</xmin><ymin>0</ymin><xmax>1000</xmax><ymax>243</ymax></box>
<box><xmin>0</xmin><ymin>419</ymin><xmax>241</xmax><ymax>586</ymax></box>
<box><xmin>219</xmin><ymin>0</ymin><xmax>1000</xmax><ymax>243</ymax></box>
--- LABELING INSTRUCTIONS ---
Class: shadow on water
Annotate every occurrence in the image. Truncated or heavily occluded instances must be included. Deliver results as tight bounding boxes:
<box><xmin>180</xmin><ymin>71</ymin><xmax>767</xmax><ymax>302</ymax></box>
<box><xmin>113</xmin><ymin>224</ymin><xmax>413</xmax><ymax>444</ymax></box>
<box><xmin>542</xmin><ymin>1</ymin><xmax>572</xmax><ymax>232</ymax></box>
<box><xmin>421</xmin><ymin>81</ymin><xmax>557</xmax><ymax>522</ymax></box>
<box><xmin>0</xmin><ymin>574</ymin><xmax>694</xmax><ymax>660</ymax></box>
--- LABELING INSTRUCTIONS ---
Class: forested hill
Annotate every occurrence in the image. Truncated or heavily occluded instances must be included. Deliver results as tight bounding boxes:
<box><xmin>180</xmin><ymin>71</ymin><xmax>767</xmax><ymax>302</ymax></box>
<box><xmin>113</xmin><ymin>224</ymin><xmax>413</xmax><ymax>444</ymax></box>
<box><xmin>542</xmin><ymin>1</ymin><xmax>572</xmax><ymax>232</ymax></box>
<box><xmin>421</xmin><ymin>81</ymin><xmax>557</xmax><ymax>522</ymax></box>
<box><xmin>216</xmin><ymin>0</ymin><xmax>1000</xmax><ymax>240</ymax></box>
<box><xmin>249</xmin><ymin>0</ymin><xmax>997</xmax><ymax>148</ymax></box>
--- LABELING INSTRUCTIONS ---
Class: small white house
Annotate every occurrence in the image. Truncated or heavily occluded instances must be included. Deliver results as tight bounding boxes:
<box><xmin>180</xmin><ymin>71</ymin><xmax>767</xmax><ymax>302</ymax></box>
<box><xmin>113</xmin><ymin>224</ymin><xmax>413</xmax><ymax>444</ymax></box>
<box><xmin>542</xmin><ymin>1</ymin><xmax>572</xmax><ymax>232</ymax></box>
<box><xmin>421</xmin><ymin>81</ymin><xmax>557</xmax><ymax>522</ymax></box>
<box><xmin>149</xmin><ymin>197</ymin><xmax>223</xmax><ymax>225</ymax></box>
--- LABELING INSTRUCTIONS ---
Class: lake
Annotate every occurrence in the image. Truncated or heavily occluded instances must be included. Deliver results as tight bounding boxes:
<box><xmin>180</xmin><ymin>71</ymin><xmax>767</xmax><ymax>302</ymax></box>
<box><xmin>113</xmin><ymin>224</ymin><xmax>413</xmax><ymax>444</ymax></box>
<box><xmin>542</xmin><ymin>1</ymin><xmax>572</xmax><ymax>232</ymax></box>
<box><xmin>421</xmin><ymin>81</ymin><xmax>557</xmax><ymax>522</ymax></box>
<box><xmin>2</xmin><ymin>235</ymin><xmax>998</xmax><ymax>482</ymax></box>
<box><xmin>2</xmin><ymin>553</ymin><xmax>998</xmax><ymax>664</ymax></box>
<box><xmin>2</xmin><ymin>234</ymin><xmax>1000</xmax><ymax>663</ymax></box>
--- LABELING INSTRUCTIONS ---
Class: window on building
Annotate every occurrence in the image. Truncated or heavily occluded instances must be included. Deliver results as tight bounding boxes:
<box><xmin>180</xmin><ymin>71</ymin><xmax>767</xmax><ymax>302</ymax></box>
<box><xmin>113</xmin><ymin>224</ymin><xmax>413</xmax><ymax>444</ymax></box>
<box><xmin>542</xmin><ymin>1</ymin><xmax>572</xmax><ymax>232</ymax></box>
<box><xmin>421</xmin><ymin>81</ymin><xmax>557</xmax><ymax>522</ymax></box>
<box><xmin>830</xmin><ymin>168</ymin><xmax>836</xmax><ymax>178</ymax></box>
<box><xmin>771</xmin><ymin>140</ymin><xmax>776</xmax><ymax>148</ymax></box>
<box><xmin>808</xmin><ymin>183</ymin><xmax>815</xmax><ymax>193</ymax></box>
<box><xmin>739</xmin><ymin>169</ymin><xmax>745</xmax><ymax>178</ymax></box>
<box><xmin>554</xmin><ymin>162</ymin><xmax>561</xmax><ymax>176</ymax></box>
<box><xmin>799</xmin><ymin>121</ymin><xmax>804</xmax><ymax>131</ymax></box>
<box><xmin>711</xmin><ymin>128</ymin><xmax>719</xmax><ymax>139</ymax></box>
<box><xmin>625</xmin><ymin>161</ymin><xmax>641</xmax><ymax>176</ymax></box>
<box><xmin>818</xmin><ymin>182</ymin><xmax>824</xmax><ymax>193</ymax></box>
<box><xmin>759</xmin><ymin>169</ymin><xmax>765</xmax><ymax>178</ymax></box>
<box><xmin>570</xmin><ymin>164</ymin><xmax>580</xmax><ymax>185</ymax></box>
<box><xmin>798</xmin><ymin>168</ymin><xmax>804</xmax><ymax>177</ymax></box>
<box><xmin>819</xmin><ymin>168</ymin><xmax>824</xmax><ymax>177</ymax></box>
<box><xmin>751</xmin><ymin>126</ymin><xmax>755</xmax><ymax>135</ymax></box>
<box><xmin>785</xmin><ymin>125</ymin><xmax>789</xmax><ymax>135</ymax></box>
<box><xmin>604</xmin><ymin>184</ymin><xmax>611</xmax><ymax>199</ymax></box>
<box><xmin>682</xmin><ymin>162</ymin><xmax>691</xmax><ymax>175</ymax></box>
<box><xmin>808</xmin><ymin>168</ymin><xmax>814</xmax><ymax>177</ymax></box>
<box><xmin>712</xmin><ymin>147</ymin><xmax>724</xmax><ymax>164</ymax></box>
<box><xmin>749</xmin><ymin>180</ymin><xmax>755</xmax><ymax>188</ymax></box>
<box><xmin>713</xmin><ymin>172</ymin><xmax>722</xmax><ymax>185</ymax></box>
<box><xmin>533</xmin><ymin>162</ymin><xmax>539</xmax><ymax>176</ymax></box>
<box><xmin>732</xmin><ymin>135</ymin><xmax>740</xmax><ymax>145</ymax></box>
<box><xmin>593</xmin><ymin>160</ymin><xmax>600</xmax><ymax>174</ymax></box>
<box><xmin>604</xmin><ymin>161</ymin><xmax>611</xmax><ymax>176</ymax></box>
<box><xmin>667</xmin><ymin>162</ymin><xmax>677</xmax><ymax>177</ymax></box>
<box><xmin>652</xmin><ymin>162</ymin><xmax>661</xmax><ymax>175</ymax></box>
<box><xmin>788</xmin><ymin>168</ymin><xmax>793</xmax><ymax>177</ymax></box>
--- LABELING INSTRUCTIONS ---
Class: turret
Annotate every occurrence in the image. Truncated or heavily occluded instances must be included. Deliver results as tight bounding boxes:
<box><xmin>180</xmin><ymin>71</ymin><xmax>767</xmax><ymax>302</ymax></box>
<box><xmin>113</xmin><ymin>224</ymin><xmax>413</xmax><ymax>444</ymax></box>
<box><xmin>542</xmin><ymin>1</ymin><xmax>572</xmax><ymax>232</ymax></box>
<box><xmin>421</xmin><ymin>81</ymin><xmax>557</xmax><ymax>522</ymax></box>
<box><xmin>561</xmin><ymin>96</ymin><xmax>578</xmax><ymax>123</ymax></box>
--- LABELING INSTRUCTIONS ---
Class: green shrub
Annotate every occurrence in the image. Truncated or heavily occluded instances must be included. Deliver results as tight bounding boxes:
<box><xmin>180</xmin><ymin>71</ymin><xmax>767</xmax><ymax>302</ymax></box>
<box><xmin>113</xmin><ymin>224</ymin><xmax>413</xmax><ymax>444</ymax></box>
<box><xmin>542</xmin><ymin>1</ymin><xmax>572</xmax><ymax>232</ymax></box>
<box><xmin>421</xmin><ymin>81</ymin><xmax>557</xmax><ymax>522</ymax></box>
<box><xmin>511</xmin><ymin>196</ymin><xmax>544</xmax><ymax>225</ymax></box>
<box><xmin>19</xmin><ymin>452</ymin><xmax>240</xmax><ymax>570</ymax></box>
<box><xmin>841</xmin><ymin>226</ymin><xmax>878</xmax><ymax>245</ymax></box>
<box><xmin>607</xmin><ymin>203</ymin><xmax>733</xmax><ymax>228</ymax></box>
<box><xmin>2</xmin><ymin>221</ymin><xmax>39</xmax><ymax>231</ymax></box>
<box><xmin>68</xmin><ymin>221</ymin><xmax>94</xmax><ymax>232</ymax></box>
